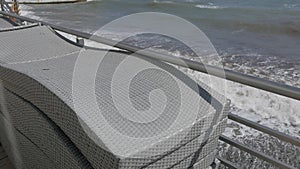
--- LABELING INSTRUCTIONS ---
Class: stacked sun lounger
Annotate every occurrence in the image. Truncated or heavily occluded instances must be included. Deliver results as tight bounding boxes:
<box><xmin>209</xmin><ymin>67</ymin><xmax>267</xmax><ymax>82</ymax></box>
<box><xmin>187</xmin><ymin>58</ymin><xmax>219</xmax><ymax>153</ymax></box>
<box><xmin>0</xmin><ymin>25</ymin><xmax>229</xmax><ymax>169</ymax></box>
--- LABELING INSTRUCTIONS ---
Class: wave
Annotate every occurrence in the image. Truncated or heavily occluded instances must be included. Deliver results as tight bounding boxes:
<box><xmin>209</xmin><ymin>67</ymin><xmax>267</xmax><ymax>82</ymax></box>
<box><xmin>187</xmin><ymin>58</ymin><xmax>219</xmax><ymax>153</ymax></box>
<box><xmin>284</xmin><ymin>3</ymin><xmax>298</xmax><ymax>9</ymax></box>
<box><xmin>184</xmin><ymin>63</ymin><xmax>300</xmax><ymax>139</ymax></box>
<box><xmin>153</xmin><ymin>0</ymin><xmax>175</xmax><ymax>4</ymax></box>
<box><xmin>19</xmin><ymin>5</ymin><xmax>41</xmax><ymax>20</ymax></box>
<box><xmin>195</xmin><ymin>4</ymin><xmax>223</xmax><ymax>9</ymax></box>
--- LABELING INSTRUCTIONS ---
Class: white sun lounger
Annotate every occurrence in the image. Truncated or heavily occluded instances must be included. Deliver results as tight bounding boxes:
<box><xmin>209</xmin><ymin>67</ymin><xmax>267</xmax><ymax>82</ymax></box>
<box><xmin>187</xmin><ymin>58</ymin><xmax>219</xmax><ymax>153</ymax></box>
<box><xmin>0</xmin><ymin>25</ymin><xmax>229</xmax><ymax>169</ymax></box>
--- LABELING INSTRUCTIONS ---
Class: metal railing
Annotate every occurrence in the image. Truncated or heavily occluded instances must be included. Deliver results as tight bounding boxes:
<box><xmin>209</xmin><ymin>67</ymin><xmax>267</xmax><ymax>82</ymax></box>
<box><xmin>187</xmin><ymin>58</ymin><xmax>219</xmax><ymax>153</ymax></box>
<box><xmin>0</xmin><ymin>0</ymin><xmax>19</xmax><ymax>16</ymax></box>
<box><xmin>217</xmin><ymin>113</ymin><xmax>300</xmax><ymax>169</ymax></box>
<box><xmin>228</xmin><ymin>113</ymin><xmax>300</xmax><ymax>147</ymax></box>
<box><xmin>0</xmin><ymin>0</ymin><xmax>11</xmax><ymax>13</ymax></box>
<box><xmin>219</xmin><ymin>135</ymin><xmax>297</xmax><ymax>169</ymax></box>
<box><xmin>1</xmin><ymin>0</ymin><xmax>3</xmax><ymax>11</ymax></box>
<box><xmin>1</xmin><ymin>11</ymin><xmax>300</xmax><ymax>102</ymax></box>
<box><xmin>0</xmin><ymin>11</ymin><xmax>299</xmax><ymax>169</ymax></box>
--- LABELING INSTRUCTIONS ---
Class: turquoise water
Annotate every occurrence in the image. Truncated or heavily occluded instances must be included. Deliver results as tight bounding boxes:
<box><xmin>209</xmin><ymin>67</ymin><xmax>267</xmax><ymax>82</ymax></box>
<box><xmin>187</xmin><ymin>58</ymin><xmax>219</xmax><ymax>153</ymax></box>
<box><xmin>22</xmin><ymin>0</ymin><xmax>300</xmax><ymax>86</ymax></box>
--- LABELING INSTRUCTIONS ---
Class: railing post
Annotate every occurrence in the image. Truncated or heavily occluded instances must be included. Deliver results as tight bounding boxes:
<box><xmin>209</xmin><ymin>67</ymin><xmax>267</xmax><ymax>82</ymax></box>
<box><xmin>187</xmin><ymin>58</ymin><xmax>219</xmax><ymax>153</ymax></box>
<box><xmin>1</xmin><ymin>0</ymin><xmax>4</xmax><ymax>12</ymax></box>
<box><xmin>76</xmin><ymin>37</ymin><xmax>84</xmax><ymax>46</ymax></box>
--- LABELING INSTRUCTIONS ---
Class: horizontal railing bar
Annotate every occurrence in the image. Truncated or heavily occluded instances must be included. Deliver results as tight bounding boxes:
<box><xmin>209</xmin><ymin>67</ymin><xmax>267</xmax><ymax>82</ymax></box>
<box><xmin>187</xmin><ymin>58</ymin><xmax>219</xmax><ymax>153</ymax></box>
<box><xmin>216</xmin><ymin>156</ymin><xmax>239</xmax><ymax>169</ymax></box>
<box><xmin>0</xmin><ymin>23</ymin><xmax>38</xmax><ymax>32</ymax></box>
<box><xmin>219</xmin><ymin>135</ymin><xmax>296</xmax><ymax>169</ymax></box>
<box><xmin>228</xmin><ymin>113</ymin><xmax>300</xmax><ymax>147</ymax></box>
<box><xmin>0</xmin><ymin>11</ymin><xmax>92</xmax><ymax>38</ymax></box>
<box><xmin>1</xmin><ymin>11</ymin><xmax>300</xmax><ymax>101</ymax></box>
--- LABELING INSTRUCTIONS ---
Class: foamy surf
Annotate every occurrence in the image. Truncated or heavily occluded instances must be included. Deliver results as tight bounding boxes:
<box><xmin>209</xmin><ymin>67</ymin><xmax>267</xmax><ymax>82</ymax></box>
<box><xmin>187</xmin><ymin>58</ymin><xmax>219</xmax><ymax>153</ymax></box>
<box><xmin>19</xmin><ymin>4</ymin><xmax>41</xmax><ymax>20</ymax></box>
<box><xmin>195</xmin><ymin>4</ymin><xmax>223</xmax><ymax>9</ymax></box>
<box><xmin>184</xmin><ymin>69</ymin><xmax>300</xmax><ymax>139</ymax></box>
<box><xmin>153</xmin><ymin>0</ymin><xmax>175</xmax><ymax>4</ymax></box>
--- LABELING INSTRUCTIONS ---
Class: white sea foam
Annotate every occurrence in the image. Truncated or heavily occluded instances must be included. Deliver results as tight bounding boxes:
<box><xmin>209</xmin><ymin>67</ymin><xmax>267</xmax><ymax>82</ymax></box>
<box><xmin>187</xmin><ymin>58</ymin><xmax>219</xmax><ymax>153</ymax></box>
<box><xmin>153</xmin><ymin>0</ymin><xmax>175</xmax><ymax>4</ymax></box>
<box><xmin>228</xmin><ymin>81</ymin><xmax>300</xmax><ymax>137</ymax></box>
<box><xmin>19</xmin><ymin>4</ymin><xmax>33</xmax><ymax>10</ymax></box>
<box><xmin>284</xmin><ymin>4</ymin><xmax>297</xmax><ymax>9</ymax></box>
<box><xmin>19</xmin><ymin>4</ymin><xmax>41</xmax><ymax>20</ymax></box>
<box><xmin>184</xmin><ymin>69</ymin><xmax>300</xmax><ymax>139</ymax></box>
<box><xmin>195</xmin><ymin>4</ymin><xmax>223</xmax><ymax>9</ymax></box>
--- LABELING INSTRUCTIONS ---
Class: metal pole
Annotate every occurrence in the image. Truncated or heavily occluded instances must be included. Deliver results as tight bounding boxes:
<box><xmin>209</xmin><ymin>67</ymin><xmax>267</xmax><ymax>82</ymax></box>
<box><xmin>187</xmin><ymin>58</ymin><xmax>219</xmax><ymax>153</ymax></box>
<box><xmin>219</xmin><ymin>135</ymin><xmax>297</xmax><ymax>169</ymax></box>
<box><xmin>0</xmin><ymin>11</ymin><xmax>300</xmax><ymax>101</ymax></box>
<box><xmin>216</xmin><ymin>156</ymin><xmax>239</xmax><ymax>169</ymax></box>
<box><xmin>228</xmin><ymin>113</ymin><xmax>300</xmax><ymax>147</ymax></box>
<box><xmin>1</xmin><ymin>0</ymin><xmax>4</xmax><ymax>11</ymax></box>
